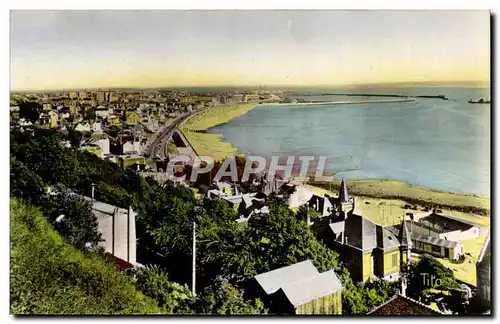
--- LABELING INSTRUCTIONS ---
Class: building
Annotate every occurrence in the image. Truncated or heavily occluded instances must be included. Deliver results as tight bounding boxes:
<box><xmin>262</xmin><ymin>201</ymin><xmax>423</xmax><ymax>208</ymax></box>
<box><xmin>78</xmin><ymin>91</ymin><xmax>87</xmax><ymax>99</ymax></box>
<box><xmin>307</xmin><ymin>178</ymin><xmax>354</xmax><ymax>217</ymax></box>
<box><xmin>109</xmin><ymin>91</ymin><xmax>119</xmax><ymax>102</ymax></box>
<box><xmin>84</xmin><ymin>197</ymin><xmax>137</xmax><ymax>268</ymax></box>
<box><xmin>90</xmin><ymin>133</ymin><xmax>110</xmax><ymax>157</ymax></box>
<box><xmin>211</xmin><ymin>97</ymin><xmax>219</xmax><ymax>106</ymax></box>
<box><xmin>96</xmin><ymin>91</ymin><xmax>106</xmax><ymax>102</ymax></box>
<box><xmin>10</xmin><ymin>106</ymin><xmax>20</xmax><ymax>120</ymax></box>
<box><xmin>420</xmin><ymin>213</ymin><xmax>482</xmax><ymax>239</ymax></box>
<box><xmin>476</xmin><ymin>233</ymin><xmax>491</xmax><ymax>309</ymax></box>
<box><xmin>48</xmin><ymin>110</ymin><xmax>59</xmax><ymax>128</ymax></box>
<box><xmin>410</xmin><ymin>232</ymin><xmax>464</xmax><ymax>260</ymax></box>
<box><xmin>75</xmin><ymin>122</ymin><xmax>91</xmax><ymax>132</ymax></box>
<box><xmin>95</xmin><ymin>105</ymin><xmax>112</xmax><ymax>118</ymax></box>
<box><xmin>68</xmin><ymin>91</ymin><xmax>78</xmax><ymax>99</ymax></box>
<box><xmin>367</xmin><ymin>294</ymin><xmax>443</xmax><ymax>315</ymax></box>
<box><xmin>125</xmin><ymin>111</ymin><xmax>141</xmax><ymax>125</ymax></box>
<box><xmin>311</xmin><ymin>179</ymin><xmax>411</xmax><ymax>282</ymax></box>
<box><xmin>251</xmin><ymin>260</ymin><xmax>343</xmax><ymax>314</ymax></box>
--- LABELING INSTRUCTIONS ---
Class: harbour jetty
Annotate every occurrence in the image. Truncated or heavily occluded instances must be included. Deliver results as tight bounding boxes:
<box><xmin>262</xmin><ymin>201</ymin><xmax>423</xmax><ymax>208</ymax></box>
<box><xmin>273</xmin><ymin>97</ymin><xmax>417</xmax><ymax>106</ymax></box>
<box><xmin>291</xmin><ymin>93</ymin><xmax>449</xmax><ymax>100</ymax></box>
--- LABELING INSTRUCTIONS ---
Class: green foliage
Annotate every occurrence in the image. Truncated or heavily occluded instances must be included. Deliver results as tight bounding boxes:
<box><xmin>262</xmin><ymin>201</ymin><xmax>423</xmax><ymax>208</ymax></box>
<box><xmin>404</xmin><ymin>254</ymin><xmax>460</xmax><ymax>298</ymax></box>
<box><xmin>341</xmin><ymin>273</ymin><xmax>399</xmax><ymax>315</ymax></box>
<box><xmin>10</xmin><ymin>156</ymin><xmax>46</xmax><ymax>205</ymax></box>
<box><xmin>10</xmin><ymin>198</ymin><xmax>162</xmax><ymax>315</ymax></box>
<box><xmin>39</xmin><ymin>185</ymin><xmax>102</xmax><ymax>251</ymax></box>
<box><xmin>18</xmin><ymin>101</ymin><xmax>41</xmax><ymax>123</ymax></box>
<box><xmin>128</xmin><ymin>266</ymin><xmax>194</xmax><ymax>314</ymax></box>
<box><xmin>196</xmin><ymin>197</ymin><xmax>342</xmax><ymax>291</ymax></box>
<box><xmin>193</xmin><ymin>283</ymin><xmax>266</xmax><ymax>315</ymax></box>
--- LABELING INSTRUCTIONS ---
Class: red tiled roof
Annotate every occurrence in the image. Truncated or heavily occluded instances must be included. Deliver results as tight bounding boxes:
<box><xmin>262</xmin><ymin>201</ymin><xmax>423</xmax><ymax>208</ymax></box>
<box><xmin>367</xmin><ymin>294</ymin><xmax>444</xmax><ymax>315</ymax></box>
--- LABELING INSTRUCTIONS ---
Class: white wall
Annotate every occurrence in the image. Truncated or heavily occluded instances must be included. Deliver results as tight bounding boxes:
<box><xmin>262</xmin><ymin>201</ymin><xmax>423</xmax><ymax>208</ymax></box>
<box><xmin>97</xmin><ymin>207</ymin><xmax>136</xmax><ymax>265</ymax></box>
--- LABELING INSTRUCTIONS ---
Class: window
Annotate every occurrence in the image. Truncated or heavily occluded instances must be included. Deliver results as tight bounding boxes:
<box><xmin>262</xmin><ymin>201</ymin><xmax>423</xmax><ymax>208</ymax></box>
<box><xmin>432</xmin><ymin>245</ymin><xmax>441</xmax><ymax>254</ymax></box>
<box><xmin>392</xmin><ymin>253</ymin><xmax>398</xmax><ymax>267</ymax></box>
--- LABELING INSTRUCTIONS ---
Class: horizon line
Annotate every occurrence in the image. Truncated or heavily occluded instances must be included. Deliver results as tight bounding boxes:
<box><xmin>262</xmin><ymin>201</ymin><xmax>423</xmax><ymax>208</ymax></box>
<box><xmin>10</xmin><ymin>80</ymin><xmax>491</xmax><ymax>93</ymax></box>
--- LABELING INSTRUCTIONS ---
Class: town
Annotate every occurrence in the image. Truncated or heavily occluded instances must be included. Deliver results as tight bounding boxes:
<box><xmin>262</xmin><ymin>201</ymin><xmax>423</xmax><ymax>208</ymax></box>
<box><xmin>9</xmin><ymin>88</ymin><xmax>491</xmax><ymax>316</ymax></box>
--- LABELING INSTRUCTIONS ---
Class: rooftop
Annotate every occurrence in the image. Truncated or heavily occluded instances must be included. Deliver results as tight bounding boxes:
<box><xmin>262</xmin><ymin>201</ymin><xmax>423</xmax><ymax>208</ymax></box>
<box><xmin>254</xmin><ymin>260</ymin><xmax>319</xmax><ymax>295</ymax></box>
<box><xmin>278</xmin><ymin>269</ymin><xmax>343</xmax><ymax>307</ymax></box>
<box><xmin>367</xmin><ymin>294</ymin><xmax>443</xmax><ymax>315</ymax></box>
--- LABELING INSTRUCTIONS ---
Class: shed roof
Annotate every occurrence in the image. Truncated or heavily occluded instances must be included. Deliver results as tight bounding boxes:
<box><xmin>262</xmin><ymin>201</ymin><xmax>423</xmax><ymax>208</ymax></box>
<box><xmin>254</xmin><ymin>260</ymin><xmax>319</xmax><ymax>295</ymax></box>
<box><xmin>279</xmin><ymin>269</ymin><xmax>343</xmax><ymax>307</ymax></box>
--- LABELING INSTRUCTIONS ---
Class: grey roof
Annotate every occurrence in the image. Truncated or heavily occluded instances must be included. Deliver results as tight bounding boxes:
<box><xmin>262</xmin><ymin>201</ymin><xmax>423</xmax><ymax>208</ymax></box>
<box><xmin>254</xmin><ymin>260</ymin><xmax>319</xmax><ymax>295</ymax></box>
<box><xmin>411</xmin><ymin>232</ymin><xmax>459</xmax><ymax>249</ymax></box>
<box><xmin>242</xmin><ymin>194</ymin><xmax>253</xmax><ymax>207</ymax></box>
<box><xmin>343</xmin><ymin>213</ymin><xmax>377</xmax><ymax>251</ymax></box>
<box><xmin>81</xmin><ymin>196</ymin><xmax>129</xmax><ymax>220</ymax></box>
<box><xmin>385</xmin><ymin>222</ymin><xmax>412</xmax><ymax>249</ymax></box>
<box><xmin>380</xmin><ymin>226</ymin><xmax>401</xmax><ymax>250</ymax></box>
<box><xmin>329</xmin><ymin>221</ymin><xmax>345</xmax><ymax>236</ymax></box>
<box><xmin>279</xmin><ymin>269</ymin><xmax>343</xmax><ymax>307</ymax></box>
<box><xmin>420</xmin><ymin>213</ymin><xmax>481</xmax><ymax>229</ymax></box>
<box><xmin>309</xmin><ymin>195</ymin><xmax>334</xmax><ymax>217</ymax></box>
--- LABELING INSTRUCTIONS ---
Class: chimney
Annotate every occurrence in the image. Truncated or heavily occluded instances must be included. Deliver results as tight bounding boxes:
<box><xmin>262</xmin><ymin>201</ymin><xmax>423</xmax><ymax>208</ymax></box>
<box><xmin>401</xmin><ymin>276</ymin><xmax>407</xmax><ymax>297</ymax></box>
<box><xmin>376</xmin><ymin>225</ymin><xmax>383</xmax><ymax>248</ymax></box>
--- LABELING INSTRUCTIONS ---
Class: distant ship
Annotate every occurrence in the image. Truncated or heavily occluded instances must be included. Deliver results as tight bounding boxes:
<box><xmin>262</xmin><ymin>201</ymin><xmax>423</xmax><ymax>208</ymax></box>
<box><xmin>468</xmin><ymin>98</ymin><xmax>491</xmax><ymax>104</ymax></box>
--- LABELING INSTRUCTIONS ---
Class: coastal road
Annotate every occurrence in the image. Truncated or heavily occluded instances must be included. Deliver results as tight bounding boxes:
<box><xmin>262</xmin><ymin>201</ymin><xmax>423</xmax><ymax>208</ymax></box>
<box><xmin>145</xmin><ymin>109</ymin><xmax>205</xmax><ymax>160</ymax></box>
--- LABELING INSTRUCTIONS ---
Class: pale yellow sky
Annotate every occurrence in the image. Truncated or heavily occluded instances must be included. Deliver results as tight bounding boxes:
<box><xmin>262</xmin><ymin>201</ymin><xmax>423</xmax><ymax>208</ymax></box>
<box><xmin>10</xmin><ymin>10</ymin><xmax>490</xmax><ymax>90</ymax></box>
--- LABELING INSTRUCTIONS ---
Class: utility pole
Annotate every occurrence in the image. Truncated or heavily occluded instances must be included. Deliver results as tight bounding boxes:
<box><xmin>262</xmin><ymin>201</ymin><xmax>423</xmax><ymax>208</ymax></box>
<box><xmin>192</xmin><ymin>220</ymin><xmax>196</xmax><ymax>297</ymax></box>
<box><xmin>91</xmin><ymin>183</ymin><xmax>95</xmax><ymax>202</ymax></box>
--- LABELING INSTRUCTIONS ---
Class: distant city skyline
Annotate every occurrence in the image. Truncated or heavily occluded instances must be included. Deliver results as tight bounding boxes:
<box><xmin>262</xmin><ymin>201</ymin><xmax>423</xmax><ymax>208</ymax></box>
<box><xmin>10</xmin><ymin>10</ymin><xmax>490</xmax><ymax>91</ymax></box>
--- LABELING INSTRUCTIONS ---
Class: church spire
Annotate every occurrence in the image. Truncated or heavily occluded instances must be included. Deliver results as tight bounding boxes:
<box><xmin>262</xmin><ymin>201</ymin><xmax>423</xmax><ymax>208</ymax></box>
<box><xmin>339</xmin><ymin>178</ymin><xmax>349</xmax><ymax>203</ymax></box>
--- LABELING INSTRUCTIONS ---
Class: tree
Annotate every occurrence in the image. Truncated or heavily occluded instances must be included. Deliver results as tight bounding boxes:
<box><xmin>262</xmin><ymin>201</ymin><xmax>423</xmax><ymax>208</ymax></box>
<box><xmin>39</xmin><ymin>185</ymin><xmax>102</xmax><ymax>251</ymax></box>
<box><xmin>192</xmin><ymin>283</ymin><xmax>266</xmax><ymax>315</ymax></box>
<box><xmin>403</xmin><ymin>254</ymin><xmax>460</xmax><ymax>299</ymax></box>
<box><xmin>19</xmin><ymin>101</ymin><xmax>41</xmax><ymax>123</ymax></box>
<box><xmin>128</xmin><ymin>266</ymin><xmax>194</xmax><ymax>314</ymax></box>
<box><xmin>10</xmin><ymin>156</ymin><xmax>46</xmax><ymax>205</ymax></box>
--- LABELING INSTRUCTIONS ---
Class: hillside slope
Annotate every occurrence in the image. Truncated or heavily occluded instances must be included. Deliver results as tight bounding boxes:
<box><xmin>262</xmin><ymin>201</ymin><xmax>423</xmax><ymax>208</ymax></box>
<box><xmin>10</xmin><ymin>198</ymin><xmax>161</xmax><ymax>315</ymax></box>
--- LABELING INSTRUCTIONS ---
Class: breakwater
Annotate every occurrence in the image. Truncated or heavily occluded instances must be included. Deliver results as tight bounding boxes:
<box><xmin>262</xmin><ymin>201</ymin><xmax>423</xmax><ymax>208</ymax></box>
<box><xmin>292</xmin><ymin>93</ymin><xmax>449</xmax><ymax>100</ymax></box>
<box><xmin>270</xmin><ymin>97</ymin><xmax>417</xmax><ymax>106</ymax></box>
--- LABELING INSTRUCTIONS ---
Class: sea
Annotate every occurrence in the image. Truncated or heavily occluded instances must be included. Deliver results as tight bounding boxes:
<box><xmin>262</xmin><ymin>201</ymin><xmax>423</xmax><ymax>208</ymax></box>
<box><xmin>208</xmin><ymin>86</ymin><xmax>491</xmax><ymax>196</ymax></box>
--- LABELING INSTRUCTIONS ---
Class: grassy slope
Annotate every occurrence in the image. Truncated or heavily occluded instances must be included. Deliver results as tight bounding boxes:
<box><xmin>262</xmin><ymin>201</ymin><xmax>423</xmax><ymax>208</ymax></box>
<box><xmin>10</xmin><ymin>198</ymin><xmax>161</xmax><ymax>315</ymax></box>
<box><xmin>180</xmin><ymin>104</ymin><xmax>256</xmax><ymax>161</ymax></box>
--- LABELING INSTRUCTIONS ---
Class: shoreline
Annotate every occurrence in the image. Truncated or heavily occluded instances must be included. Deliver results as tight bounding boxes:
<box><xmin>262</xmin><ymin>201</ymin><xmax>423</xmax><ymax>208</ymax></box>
<box><xmin>178</xmin><ymin>104</ymin><xmax>490</xmax><ymax>215</ymax></box>
<box><xmin>180</xmin><ymin>103</ymin><xmax>258</xmax><ymax>160</ymax></box>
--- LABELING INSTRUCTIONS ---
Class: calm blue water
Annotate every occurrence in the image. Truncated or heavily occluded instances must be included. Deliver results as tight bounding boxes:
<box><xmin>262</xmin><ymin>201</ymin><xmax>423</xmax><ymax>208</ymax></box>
<box><xmin>209</xmin><ymin>87</ymin><xmax>491</xmax><ymax>196</ymax></box>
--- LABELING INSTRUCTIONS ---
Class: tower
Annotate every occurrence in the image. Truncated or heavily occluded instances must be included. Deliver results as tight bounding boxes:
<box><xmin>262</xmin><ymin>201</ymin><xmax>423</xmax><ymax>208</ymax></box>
<box><xmin>338</xmin><ymin>178</ymin><xmax>354</xmax><ymax>215</ymax></box>
<box><xmin>339</xmin><ymin>178</ymin><xmax>349</xmax><ymax>203</ymax></box>
<box><xmin>399</xmin><ymin>213</ymin><xmax>412</xmax><ymax>296</ymax></box>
